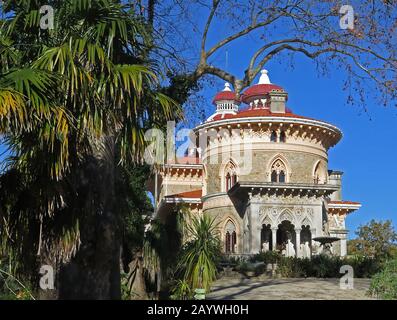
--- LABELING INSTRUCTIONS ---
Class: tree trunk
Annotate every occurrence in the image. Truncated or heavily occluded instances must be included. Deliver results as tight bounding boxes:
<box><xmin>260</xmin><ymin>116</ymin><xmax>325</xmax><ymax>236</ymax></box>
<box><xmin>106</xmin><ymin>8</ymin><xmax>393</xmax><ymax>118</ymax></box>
<box><xmin>126</xmin><ymin>250</ymin><xmax>148</xmax><ymax>300</ymax></box>
<box><xmin>57</xmin><ymin>136</ymin><xmax>121</xmax><ymax>300</ymax></box>
<box><xmin>37</xmin><ymin>253</ymin><xmax>60</xmax><ymax>300</ymax></box>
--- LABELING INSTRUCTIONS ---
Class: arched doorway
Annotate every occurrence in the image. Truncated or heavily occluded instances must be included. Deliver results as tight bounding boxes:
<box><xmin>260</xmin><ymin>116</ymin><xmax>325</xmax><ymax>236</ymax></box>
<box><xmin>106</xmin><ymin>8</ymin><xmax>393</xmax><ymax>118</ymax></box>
<box><xmin>261</xmin><ymin>224</ymin><xmax>272</xmax><ymax>251</ymax></box>
<box><xmin>276</xmin><ymin>220</ymin><xmax>296</xmax><ymax>255</ymax></box>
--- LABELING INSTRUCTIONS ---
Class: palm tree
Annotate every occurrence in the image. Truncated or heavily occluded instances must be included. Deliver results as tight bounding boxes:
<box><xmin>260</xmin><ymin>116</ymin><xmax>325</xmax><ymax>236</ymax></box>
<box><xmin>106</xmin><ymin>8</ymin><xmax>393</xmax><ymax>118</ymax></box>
<box><xmin>176</xmin><ymin>214</ymin><xmax>221</xmax><ymax>293</ymax></box>
<box><xmin>0</xmin><ymin>0</ymin><xmax>181</xmax><ymax>299</ymax></box>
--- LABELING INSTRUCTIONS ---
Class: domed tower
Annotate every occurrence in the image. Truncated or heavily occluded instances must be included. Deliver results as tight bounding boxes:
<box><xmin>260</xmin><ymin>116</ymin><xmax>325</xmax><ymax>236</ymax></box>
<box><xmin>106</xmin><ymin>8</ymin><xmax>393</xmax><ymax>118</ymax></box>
<box><xmin>155</xmin><ymin>70</ymin><xmax>360</xmax><ymax>258</ymax></box>
<box><xmin>241</xmin><ymin>69</ymin><xmax>287</xmax><ymax>113</ymax></box>
<box><xmin>207</xmin><ymin>82</ymin><xmax>240</xmax><ymax>121</ymax></box>
<box><xmin>193</xmin><ymin>70</ymin><xmax>360</xmax><ymax>257</ymax></box>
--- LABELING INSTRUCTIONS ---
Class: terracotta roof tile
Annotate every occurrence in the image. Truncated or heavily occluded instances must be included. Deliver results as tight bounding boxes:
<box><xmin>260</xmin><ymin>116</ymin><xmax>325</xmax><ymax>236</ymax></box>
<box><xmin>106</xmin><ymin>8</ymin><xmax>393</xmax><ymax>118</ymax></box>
<box><xmin>241</xmin><ymin>84</ymin><xmax>284</xmax><ymax>103</ymax></box>
<box><xmin>168</xmin><ymin>157</ymin><xmax>202</xmax><ymax>165</ymax></box>
<box><xmin>208</xmin><ymin>107</ymin><xmax>314</xmax><ymax>122</ymax></box>
<box><xmin>212</xmin><ymin>91</ymin><xmax>239</xmax><ymax>104</ymax></box>
<box><xmin>166</xmin><ymin>189</ymin><xmax>202</xmax><ymax>199</ymax></box>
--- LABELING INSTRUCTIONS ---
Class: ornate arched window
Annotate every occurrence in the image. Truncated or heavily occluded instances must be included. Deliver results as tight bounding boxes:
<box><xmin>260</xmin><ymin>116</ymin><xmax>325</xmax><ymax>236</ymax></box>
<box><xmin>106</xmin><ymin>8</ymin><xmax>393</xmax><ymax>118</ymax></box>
<box><xmin>232</xmin><ymin>173</ymin><xmax>237</xmax><ymax>185</ymax></box>
<box><xmin>224</xmin><ymin>161</ymin><xmax>238</xmax><ymax>191</ymax></box>
<box><xmin>280</xmin><ymin>131</ymin><xmax>286</xmax><ymax>143</ymax></box>
<box><xmin>270</xmin><ymin>131</ymin><xmax>277</xmax><ymax>142</ymax></box>
<box><xmin>271</xmin><ymin>170</ymin><xmax>278</xmax><ymax>182</ymax></box>
<box><xmin>279</xmin><ymin>170</ymin><xmax>286</xmax><ymax>183</ymax></box>
<box><xmin>226</xmin><ymin>172</ymin><xmax>232</xmax><ymax>191</ymax></box>
<box><xmin>270</xmin><ymin>159</ymin><xmax>287</xmax><ymax>183</ymax></box>
<box><xmin>225</xmin><ymin>220</ymin><xmax>237</xmax><ymax>253</ymax></box>
<box><xmin>313</xmin><ymin>161</ymin><xmax>327</xmax><ymax>184</ymax></box>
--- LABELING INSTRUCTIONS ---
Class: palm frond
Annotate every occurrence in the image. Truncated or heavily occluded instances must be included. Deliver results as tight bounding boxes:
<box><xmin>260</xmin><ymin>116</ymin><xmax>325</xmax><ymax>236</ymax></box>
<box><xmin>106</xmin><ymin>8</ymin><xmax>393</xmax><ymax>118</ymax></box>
<box><xmin>177</xmin><ymin>215</ymin><xmax>221</xmax><ymax>292</ymax></box>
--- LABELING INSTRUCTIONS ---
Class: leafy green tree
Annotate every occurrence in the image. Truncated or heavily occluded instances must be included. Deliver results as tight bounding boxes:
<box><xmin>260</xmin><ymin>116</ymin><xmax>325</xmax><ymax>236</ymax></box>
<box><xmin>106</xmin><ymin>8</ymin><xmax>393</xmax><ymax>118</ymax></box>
<box><xmin>348</xmin><ymin>220</ymin><xmax>397</xmax><ymax>259</ymax></box>
<box><xmin>0</xmin><ymin>0</ymin><xmax>180</xmax><ymax>299</ymax></box>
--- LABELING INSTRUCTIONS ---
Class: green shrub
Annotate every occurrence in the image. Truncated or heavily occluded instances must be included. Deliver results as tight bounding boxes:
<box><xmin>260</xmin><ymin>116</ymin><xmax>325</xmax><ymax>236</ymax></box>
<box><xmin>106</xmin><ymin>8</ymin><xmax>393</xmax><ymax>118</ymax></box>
<box><xmin>176</xmin><ymin>215</ymin><xmax>221</xmax><ymax>292</ymax></box>
<box><xmin>369</xmin><ymin>258</ymin><xmax>397</xmax><ymax>300</ymax></box>
<box><xmin>277</xmin><ymin>257</ymin><xmax>306</xmax><ymax>277</ymax></box>
<box><xmin>170</xmin><ymin>280</ymin><xmax>192</xmax><ymax>300</ymax></box>
<box><xmin>235</xmin><ymin>261</ymin><xmax>248</xmax><ymax>272</ymax></box>
<box><xmin>277</xmin><ymin>257</ymin><xmax>295</xmax><ymax>277</ymax></box>
<box><xmin>250</xmin><ymin>251</ymin><xmax>282</xmax><ymax>264</ymax></box>
<box><xmin>218</xmin><ymin>254</ymin><xmax>242</xmax><ymax>268</ymax></box>
<box><xmin>309</xmin><ymin>255</ymin><xmax>342</xmax><ymax>278</ymax></box>
<box><xmin>0</xmin><ymin>259</ymin><xmax>35</xmax><ymax>300</ymax></box>
<box><xmin>235</xmin><ymin>261</ymin><xmax>265</xmax><ymax>276</ymax></box>
<box><xmin>347</xmin><ymin>256</ymin><xmax>382</xmax><ymax>278</ymax></box>
<box><xmin>235</xmin><ymin>253</ymin><xmax>383</xmax><ymax>279</ymax></box>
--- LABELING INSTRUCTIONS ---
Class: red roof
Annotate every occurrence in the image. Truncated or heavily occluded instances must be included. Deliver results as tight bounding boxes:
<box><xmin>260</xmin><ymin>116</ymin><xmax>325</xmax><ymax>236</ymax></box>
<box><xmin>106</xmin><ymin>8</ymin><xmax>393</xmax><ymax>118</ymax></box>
<box><xmin>174</xmin><ymin>157</ymin><xmax>202</xmax><ymax>165</ymax></box>
<box><xmin>167</xmin><ymin>157</ymin><xmax>202</xmax><ymax>165</ymax></box>
<box><xmin>241</xmin><ymin>84</ymin><xmax>284</xmax><ymax>103</ymax></box>
<box><xmin>212</xmin><ymin>91</ymin><xmax>239</xmax><ymax>105</ymax></box>
<box><xmin>208</xmin><ymin>107</ymin><xmax>313</xmax><ymax>122</ymax></box>
<box><xmin>166</xmin><ymin>189</ymin><xmax>202</xmax><ymax>199</ymax></box>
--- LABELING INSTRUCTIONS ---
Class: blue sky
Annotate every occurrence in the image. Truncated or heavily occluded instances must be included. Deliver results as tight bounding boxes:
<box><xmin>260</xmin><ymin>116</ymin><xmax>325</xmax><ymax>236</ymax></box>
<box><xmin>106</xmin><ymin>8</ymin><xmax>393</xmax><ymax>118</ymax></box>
<box><xmin>173</xmin><ymin>4</ymin><xmax>396</xmax><ymax>239</ymax></box>
<box><xmin>193</xmin><ymin>51</ymin><xmax>397</xmax><ymax>239</ymax></box>
<box><xmin>0</xmin><ymin>2</ymin><xmax>395</xmax><ymax>239</ymax></box>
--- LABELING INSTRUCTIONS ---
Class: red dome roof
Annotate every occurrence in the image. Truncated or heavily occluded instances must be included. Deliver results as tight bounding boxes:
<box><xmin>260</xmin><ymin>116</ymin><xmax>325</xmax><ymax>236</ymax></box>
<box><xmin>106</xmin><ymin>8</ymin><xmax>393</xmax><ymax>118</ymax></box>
<box><xmin>212</xmin><ymin>90</ymin><xmax>239</xmax><ymax>105</ymax></box>
<box><xmin>208</xmin><ymin>107</ymin><xmax>310</xmax><ymax>122</ymax></box>
<box><xmin>241</xmin><ymin>84</ymin><xmax>284</xmax><ymax>103</ymax></box>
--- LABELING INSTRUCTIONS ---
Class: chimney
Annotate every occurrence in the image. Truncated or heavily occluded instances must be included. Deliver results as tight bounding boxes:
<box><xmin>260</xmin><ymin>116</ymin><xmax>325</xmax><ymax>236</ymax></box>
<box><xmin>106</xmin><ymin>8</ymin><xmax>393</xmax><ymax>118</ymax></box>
<box><xmin>268</xmin><ymin>90</ymin><xmax>288</xmax><ymax>114</ymax></box>
<box><xmin>328</xmin><ymin>170</ymin><xmax>343</xmax><ymax>201</ymax></box>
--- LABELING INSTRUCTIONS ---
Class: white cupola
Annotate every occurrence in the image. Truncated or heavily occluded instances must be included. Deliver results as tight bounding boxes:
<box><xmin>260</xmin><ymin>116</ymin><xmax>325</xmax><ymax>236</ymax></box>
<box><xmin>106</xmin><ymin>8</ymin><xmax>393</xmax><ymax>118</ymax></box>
<box><xmin>207</xmin><ymin>82</ymin><xmax>240</xmax><ymax>121</ymax></box>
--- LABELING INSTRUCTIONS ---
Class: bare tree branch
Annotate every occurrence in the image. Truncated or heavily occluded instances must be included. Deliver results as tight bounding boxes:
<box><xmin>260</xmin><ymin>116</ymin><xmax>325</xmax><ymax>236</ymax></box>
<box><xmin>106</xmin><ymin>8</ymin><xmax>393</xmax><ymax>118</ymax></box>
<box><xmin>201</xmin><ymin>0</ymin><xmax>221</xmax><ymax>62</ymax></box>
<box><xmin>205</xmin><ymin>12</ymin><xmax>284</xmax><ymax>59</ymax></box>
<box><xmin>154</xmin><ymin>0</ymin><xmax>397</xmax><ymax>106</ymax></box>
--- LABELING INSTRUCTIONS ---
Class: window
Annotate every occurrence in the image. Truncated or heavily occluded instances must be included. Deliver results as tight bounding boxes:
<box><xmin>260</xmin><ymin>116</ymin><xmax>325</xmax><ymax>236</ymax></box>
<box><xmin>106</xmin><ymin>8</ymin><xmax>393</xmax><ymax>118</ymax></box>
<box><xmin>225</xmin><ymin>221</ymin><xmax>237</xmax><ymax>253</ymax></box>
<box><xmin>226</xmin><ymin>172</ymin><xmax>232</xmax><ymax>191</ymax></box>
<box><xmin>271</xmin><ymin>170</ymin><xmax>278</xmax><ymax>182</ymax></box>
<box><xmin>232</xmin><ymin>173</ymin><xmax>237</xmax><ymax>185</ymax></box>
<box><xmin>232</xmin><ymin>231</ymin><xmax>237</xmax><ymax>252</ymax></box>
<box><xmin>225</xmin><ymin>232</ymin><xmax>231</xmax><ymax>253</ymax></box>
<box><xmin>279</xmin><ymin>171</ymin><xmax>286</xmax><ymax>183</ymax></box>
<box><xmin>225</xmin><ymin>231</ymin><xmax>237</xmax><ymax>253</ymax></box>
<box><xmin>313</xmin><ymin>161</ymin><xmax>327</xmax><ymax>184</ymax></box>
<box><xmin>270</xmin><ymin>131</ymin><xmax>277</xmax><ymax>142</ymax></box>
<box><xmin>280</xmin><ymin>131</ymin><xmax>286</xmax><ymax>143</ymax></box>
<box><xmin>225</xmin><ymin>161</ymin><xmax>238</xmax><ymax>191</ymax></box>
<box><xmin>270</xmin><ymin>159</ymin><xmax>287</xmax><ymax>183</ymax></box>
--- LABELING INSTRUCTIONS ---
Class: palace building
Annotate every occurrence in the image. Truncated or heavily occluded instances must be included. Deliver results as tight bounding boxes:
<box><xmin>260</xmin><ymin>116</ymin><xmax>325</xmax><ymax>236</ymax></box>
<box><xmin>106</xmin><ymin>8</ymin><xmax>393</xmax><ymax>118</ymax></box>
<box><xmin>153</xmin><ymin>70</ymin><xmax>361</xmax><ymax>258</ymax></box>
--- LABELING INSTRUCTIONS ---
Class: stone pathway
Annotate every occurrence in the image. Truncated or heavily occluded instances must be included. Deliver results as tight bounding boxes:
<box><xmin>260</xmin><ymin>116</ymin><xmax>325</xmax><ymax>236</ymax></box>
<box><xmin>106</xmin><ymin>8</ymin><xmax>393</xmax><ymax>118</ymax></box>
<box><xmin>207</xmin><ymin>278</ymin><xmax>374</xmax><ymax>300</ymax></box>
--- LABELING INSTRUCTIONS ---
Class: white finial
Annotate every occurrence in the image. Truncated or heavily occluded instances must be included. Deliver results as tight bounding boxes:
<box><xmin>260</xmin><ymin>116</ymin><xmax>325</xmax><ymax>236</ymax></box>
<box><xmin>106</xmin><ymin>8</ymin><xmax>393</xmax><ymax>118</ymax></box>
<box><xmin>258</xmin><ymin>69</ymin><xmax>271</xmax><ymax>84</ymax></box>
<box><xmin>223</xmin><ymin>82</ymin><xmax>232</xmax><ymax>91</ymax></box>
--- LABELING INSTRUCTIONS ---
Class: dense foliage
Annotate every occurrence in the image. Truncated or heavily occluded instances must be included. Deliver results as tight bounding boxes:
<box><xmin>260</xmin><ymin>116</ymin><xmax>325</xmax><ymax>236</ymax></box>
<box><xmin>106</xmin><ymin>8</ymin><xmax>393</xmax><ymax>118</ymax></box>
<box><xmin>232</xmin><ymin>251</ymin><xmax>383</xmax><ymax>279</ymax></box>
<box><xmin>369</xmin><ymin>258</ymin><xmax>397</xmax><ymax>300</ymax></box>
<box><xmin>348</xmin><ymin>220</ymin><xmax>397</xmax><ymax>260</ymax></box>
<box><xmin>0</xmin><ymin>0</ymin><xmax>181</xmax><ymax>299</ymax></box>
<box><xmin>0</xmin><ymin>257</ymin><xmax>35</xmax><ymax>300</ymax></box>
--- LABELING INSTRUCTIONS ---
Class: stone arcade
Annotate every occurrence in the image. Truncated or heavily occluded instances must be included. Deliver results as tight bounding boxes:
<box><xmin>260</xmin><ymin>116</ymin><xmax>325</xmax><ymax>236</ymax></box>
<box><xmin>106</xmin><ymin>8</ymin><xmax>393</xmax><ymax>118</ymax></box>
<box><xmin>152</xmin><ymin>70</ymin><xmax>361</xmax><ymax>258</ymax></box>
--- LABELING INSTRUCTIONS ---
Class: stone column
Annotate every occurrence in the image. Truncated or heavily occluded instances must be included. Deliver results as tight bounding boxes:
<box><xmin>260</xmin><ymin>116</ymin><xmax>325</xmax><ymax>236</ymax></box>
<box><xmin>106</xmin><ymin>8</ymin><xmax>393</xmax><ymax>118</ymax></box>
<box><xmin>243</xmin><ymin>215</ymin><xmax>249</xmax><ymax>254</ymax></box>
<box><xmin>295</xmin><ymin>228</ymin><xmax>301</xmax><ymax>258</ymax></box>
<box><xmin>311</xmin><ymin>228</ymin><xmax>317</xmax><ymax>255</ymax></box>
<box><xmin>271</xmin><ymin>227</ymin><xmax>277</xmax><ymax>252</ymax></box>
<box><xmin>247</xmin><ymin>199</ymin><xmax>261</xmax><ymax>254</ymax></box>
<box><xmin>340</xmin><ymin>237</ymin><xmax>347</xmax><ymax>257</ymax></box>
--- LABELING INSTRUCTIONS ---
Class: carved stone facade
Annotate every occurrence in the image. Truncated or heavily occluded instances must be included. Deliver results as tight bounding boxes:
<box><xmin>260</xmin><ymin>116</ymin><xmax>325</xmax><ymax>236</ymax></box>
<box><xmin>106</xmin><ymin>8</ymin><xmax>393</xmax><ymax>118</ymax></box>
<box><xmin>155</xmin><ymin>71</ymin><xmax>361</xmax><ymax>258</ymax></box>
